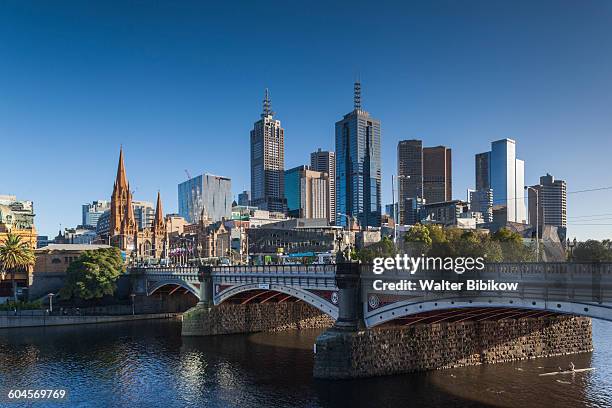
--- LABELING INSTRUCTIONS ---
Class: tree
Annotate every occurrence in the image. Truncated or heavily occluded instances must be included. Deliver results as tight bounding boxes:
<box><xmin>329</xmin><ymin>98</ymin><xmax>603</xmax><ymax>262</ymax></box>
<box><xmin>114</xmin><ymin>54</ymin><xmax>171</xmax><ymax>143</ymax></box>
<box><xmin>491</xmin><ymin>228</ymin><xmax>535</xmax><ymax>262</ymax></box>
<box><xmin>0</xmin><ymin>233</ymin><xmax>35</xmax><ymax>301</ymax></box>
<box><xmin>60</xmin><ymin>247</ymin><xmax>125</xmax><ymax>300</ymax></box>
<box><xmin>404</xmin><ymin>224</ymin><xmax>432</xmax><ymax>246</ymax></box>
<box><xmin>573</xmin><ymin>240</ymin><xmax>612</xmax><ymax>262</ymax></box>
<box><xmin>354</xmin><ymin>236</ymin><xmax>397</xmax><ymax>263</ymax></box>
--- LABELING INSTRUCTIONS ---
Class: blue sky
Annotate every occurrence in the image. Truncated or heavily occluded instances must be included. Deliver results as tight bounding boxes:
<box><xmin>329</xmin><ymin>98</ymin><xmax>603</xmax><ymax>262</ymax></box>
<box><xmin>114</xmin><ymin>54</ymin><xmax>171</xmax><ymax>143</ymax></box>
<box><xmin>1</xmin><ymin>0</ymin><xmax>611</xmax><ymax>240</ymax></box>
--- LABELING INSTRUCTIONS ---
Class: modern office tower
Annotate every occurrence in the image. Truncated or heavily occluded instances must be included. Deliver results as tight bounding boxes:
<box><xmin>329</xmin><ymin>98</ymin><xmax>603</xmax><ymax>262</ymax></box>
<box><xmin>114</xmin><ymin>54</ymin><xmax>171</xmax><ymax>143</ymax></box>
<box><xmin>238</xmin><ymin>190</ymin><xmax>251</xmax><ymax>206</ymax></box>
<box><xmin>423</xmin><ymin>146</ymin><xmax>452</xmax><ymax>204</ymax></box>
<box><xmin>468</xmin><ymin>188</ymin><xmax>493</xmax><ymax>223</ymax></box>
<box><xmin>405</xmin><ymin>197</ymin><xmax>426</xmax><ymax>225</ymax></box>
<box><xmin>250</xmin><ymin>89</ymin><xmax>287</xmax><ymax>214</ymax></box>
<box><xmin>397</xmin><ymin>140</ymin><xmax>452</xmax><ymax>224</ymax></box>
<box><xmin>178</xmin><ymin>173</ymin><xmax>233</xmax><ymax>223</ymax></box>
<box><xmin>284</xmin><ymin>165</ymin><xmax>329</xmax><ymax>219</ymax></box>
<box><xmin>82</xmin><ymin>200</ymin><xmax>111</xmax><ymax>228</ymax></box>
<box><xmin>475</xmin><ymin>152</ymin><xmax>491</xmax><ymax>191</ymax></box>
<box><xmin>475</xmin><ymin>138</ymin><xmax>526</xmax><ymax>224</ymax></box>
<box><xmin>336</xmin><ymin>82</ymin><xmax>382</xmax><ymax>228</ymax></box>
<box><xmin>397</xmin><ymin>140</ymin><xmax>423</xmax><ymax>225</ymax></box>
<box><xmin>385</xmin><ymin>203</ymin><xmax>398</xmax><ymax>220</ymax></box>
<box><xmin>528</xmin><ymin>173</ymin><xmax>567</xmax><ymax>233</ymax></box>
<box><xmin>132</xmin><ymin>200</ymin><xmax>155</xmax><ymax>229</ymax></box>
<box><xmin>310</xmin><ymin>149</ymin><xmax>336</xmax><ymax>224</ymax></box>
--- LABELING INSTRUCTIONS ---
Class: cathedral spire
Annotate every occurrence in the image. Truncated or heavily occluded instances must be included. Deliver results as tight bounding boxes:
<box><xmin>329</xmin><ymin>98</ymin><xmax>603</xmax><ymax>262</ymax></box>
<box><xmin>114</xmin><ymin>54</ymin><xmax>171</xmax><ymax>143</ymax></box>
<box><xmin>123</xmin><ymin>183</ymin><xmax>136</xmax><ymax>231</ymax></box>
<box><xmin>154</xmin><ymin>191</ymin><xmax>164</xmax><ymax>230</ymax></box>
<box><xmin>115</xmin><ymin>146</ymin><xmax>129</xmax><ymax>190</ymax></box>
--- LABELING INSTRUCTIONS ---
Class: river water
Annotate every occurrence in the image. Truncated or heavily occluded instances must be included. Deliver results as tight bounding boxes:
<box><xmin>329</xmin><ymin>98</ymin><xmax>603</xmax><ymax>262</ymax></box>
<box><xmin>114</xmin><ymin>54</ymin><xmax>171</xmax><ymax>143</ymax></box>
<box><xmin>0</xmin><ymin>319</ymin><xmax>610</xmax><ymax>408</ymax></box>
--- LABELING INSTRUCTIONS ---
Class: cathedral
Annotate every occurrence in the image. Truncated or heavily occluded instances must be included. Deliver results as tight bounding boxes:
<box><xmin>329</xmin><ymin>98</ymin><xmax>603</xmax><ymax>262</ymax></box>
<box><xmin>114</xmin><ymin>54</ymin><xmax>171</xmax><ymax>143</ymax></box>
<box><xmin>109</xmin><ymin>147</ymin><xmax>166</xmax><ymax>260</ymax></box>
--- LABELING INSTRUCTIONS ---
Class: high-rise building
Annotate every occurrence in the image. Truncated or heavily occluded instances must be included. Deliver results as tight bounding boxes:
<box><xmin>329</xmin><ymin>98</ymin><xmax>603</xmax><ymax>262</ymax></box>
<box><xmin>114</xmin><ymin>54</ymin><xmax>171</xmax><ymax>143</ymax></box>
<box><xmin>528</xmin><ymin>173</ymin><xmax>567</xmax><ymax>233</ymax></box>
<box><xmin>82</xmin><ymin>200</ymin><xmax>111</xmax><ymax>228</ymax></box>
<box><xmin>284</xmin><ymin>165</ymin><xmax>329</xmax><ymax>220</ymax></box>
<box><xmin>397</xmin><ymin>140</ymin><xmax>422</xmax><ymax>225</ymax></box>
<box><xmin>132</xmin><ymin>200</ymin><xmax>155</xmax><ymax>230</ymax></box>
<box><xmin>238</xmin><ymin>190</ymin><xmax>251</xmax><ymax>207</ymax></box>
<box><xmin>310</xmin><ymin>149</ymin><xmax>336</xmax><ymax>224</ymax></box>
<box><xmin>423</xmin><ymin>146</ymin><xmax>452</xmax><ymax>204</ymax></box>
<box><xmin>475</xmin><ymin>139</ymin><xmax>526</xmax><ymax>224</ymax></box>
<box><xmin>250</xmin><ymin>89</ymin><xmax>287</xmax><ymax>213</ymax></box>
<box><xmin>335</xmin><ymin>82</ymin><xmax>381</xmax><ymax>228</ymax></box>
<box><xmin>178</xmin><ymin>173</ymin><xmax>232</xmax><ymax>223</ymax></box>
<box><xmin>468</xmin><ymin>188</ymin><xmax>493</xmax><ymax>223</ymax></box>
<box><xmin>397</xmin><ymin>140</ymin><xmax>452</xmax><ymax>224</ymax></box>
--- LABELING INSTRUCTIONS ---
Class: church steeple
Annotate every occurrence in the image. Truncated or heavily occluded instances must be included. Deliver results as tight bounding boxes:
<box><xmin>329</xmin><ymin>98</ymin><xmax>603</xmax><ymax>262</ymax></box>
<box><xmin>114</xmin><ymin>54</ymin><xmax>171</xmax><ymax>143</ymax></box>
<box><xmin>153</xmin><ymin>191</ymin><xmax>164</xmax><ymax>231</ymax></box>
<box><xmin>122</xmin><ymin>183</ymin><xmax>136</xmax><ymax>231</ymax></box>
<box><xmin>115</xmin><ymin>146</ymin><xmax>129</xmax><ymax>191</ymax></box>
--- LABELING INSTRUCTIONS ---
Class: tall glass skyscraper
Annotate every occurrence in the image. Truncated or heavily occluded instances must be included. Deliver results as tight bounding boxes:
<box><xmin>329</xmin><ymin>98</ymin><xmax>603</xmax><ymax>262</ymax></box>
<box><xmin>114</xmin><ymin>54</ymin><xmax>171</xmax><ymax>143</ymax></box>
<box><xmin>250</xmin><ymin>89</ymin><xmax>287</xmax><ymax>213</ymax></box>
<box><xmin>178</xmin><ymin>174</ymin><xmax>232</xmax><ymax>223</ymax></box>
<box><xmin>475</xmin><ymin>138</ymin><xmax>526</xmax><ymax>224</ymax></box>
<box><xmin>335</xmin><ymin>82</ymin><xmax>381</xmax><ymax>228</ymax></box>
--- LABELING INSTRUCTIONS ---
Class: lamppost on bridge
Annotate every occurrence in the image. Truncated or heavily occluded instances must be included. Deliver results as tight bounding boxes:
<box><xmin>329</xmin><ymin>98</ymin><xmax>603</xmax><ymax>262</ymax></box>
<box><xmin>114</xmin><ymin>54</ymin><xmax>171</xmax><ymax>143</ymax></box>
<box><xmin>130</xmin><ymin>293</ymin><xmax>136</xmax><ymax>315</ymax></box>
<box><xmin>525</xmin><ymin>185</ymin><xmax>540</xmax><ymax>262</ymax></box>
<box><xmin>48</xmin><ymin>293</ymin><xmax>54</xmax><ymax>314</ymax></box>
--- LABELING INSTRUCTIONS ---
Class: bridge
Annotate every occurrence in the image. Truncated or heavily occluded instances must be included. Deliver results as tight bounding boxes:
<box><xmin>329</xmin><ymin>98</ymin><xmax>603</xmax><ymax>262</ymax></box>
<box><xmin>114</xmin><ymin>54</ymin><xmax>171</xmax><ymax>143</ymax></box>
<box><xmin>130</xmin><ymin>262</ymin><xmax>612</xmax><ymax>327</ymax></box>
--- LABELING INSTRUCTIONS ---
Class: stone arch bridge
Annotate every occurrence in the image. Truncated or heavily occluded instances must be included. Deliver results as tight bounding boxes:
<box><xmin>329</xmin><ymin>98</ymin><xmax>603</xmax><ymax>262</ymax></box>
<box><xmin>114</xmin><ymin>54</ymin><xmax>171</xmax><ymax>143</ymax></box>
<box><xmin>130</xmin><ymin>262</ymin><xmax>612</xmax><ymax>328</ymax></box>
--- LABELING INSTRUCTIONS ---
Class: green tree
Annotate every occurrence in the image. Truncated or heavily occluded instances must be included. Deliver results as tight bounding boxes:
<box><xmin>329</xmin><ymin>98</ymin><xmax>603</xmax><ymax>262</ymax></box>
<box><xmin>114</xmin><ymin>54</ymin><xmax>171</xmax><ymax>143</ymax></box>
<box><xmin>59</xmin><ymin>247</ymin><xmax>125</xmax><ymax>300</ymax></box>
<box><xmin>354</xmin><ymin>236</ymin><xmax>397</xmax><ymax>263</ymax></box>
<box><xmin>404</xmin><ymin>224</ymin><xmax>432</xmax><ymax>246</ymax></box>
<box><xmin>0</xmin><ymin>233</ymin><xmax>36</xmax><ymax>301</ymax></box>
<box><xmin>573</xmin><ymin>240</ymin><xmax>612</xmax><ymax>262</ymax></box>
<box><xmin>491</xmin><ymin>228</ymin><xmax>535</xmax><ymax>262</ymax></box>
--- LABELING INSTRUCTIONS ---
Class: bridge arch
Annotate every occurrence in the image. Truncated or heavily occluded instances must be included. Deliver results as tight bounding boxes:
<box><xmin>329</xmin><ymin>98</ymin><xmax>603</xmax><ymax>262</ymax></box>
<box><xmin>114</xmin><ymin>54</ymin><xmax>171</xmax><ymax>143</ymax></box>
<box><xmin>147</xmin><ymin>279</ymin><xmax>200</xmax><ymax>298</ymax></box>
<box><xmin>364</xmin><ymin>295</ymin><xmax>612</xmax><ymax>328</ymax></box>
<box><xmin>215</xmin><ymin>283</ymin><xmax>339</xmax><ymax>320</ymax></box>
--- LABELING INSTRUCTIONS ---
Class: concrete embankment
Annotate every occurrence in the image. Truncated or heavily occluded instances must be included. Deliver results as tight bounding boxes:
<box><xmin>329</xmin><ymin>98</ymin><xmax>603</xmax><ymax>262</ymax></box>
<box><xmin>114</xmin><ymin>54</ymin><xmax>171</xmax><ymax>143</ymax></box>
<box><xmin>0</xmin><ymin>312</ymin><xmax>180</xmax><ymax>329</ymax></box>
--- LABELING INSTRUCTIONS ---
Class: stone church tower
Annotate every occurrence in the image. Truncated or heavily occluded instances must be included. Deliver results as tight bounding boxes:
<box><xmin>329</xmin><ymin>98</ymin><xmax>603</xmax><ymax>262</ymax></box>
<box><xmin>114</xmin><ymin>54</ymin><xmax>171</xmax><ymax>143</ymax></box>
<box><xmin>109</xmin><ymin>147</ymin><xmax>166</xmax><ymax>260</ymax></box>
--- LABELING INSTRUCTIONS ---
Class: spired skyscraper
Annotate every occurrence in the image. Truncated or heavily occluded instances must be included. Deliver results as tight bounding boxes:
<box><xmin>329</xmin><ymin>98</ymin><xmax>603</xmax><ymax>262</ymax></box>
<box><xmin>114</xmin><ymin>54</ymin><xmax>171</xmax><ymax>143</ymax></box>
<box><xmin>335</xmin><ymin>82</ymin><xmax>382</xmax><ymax>228</ymax></box>
<box><xmin>250</xmin><ymin>89</ymin><xmax>287</xmax><ymax>213</ymax></box>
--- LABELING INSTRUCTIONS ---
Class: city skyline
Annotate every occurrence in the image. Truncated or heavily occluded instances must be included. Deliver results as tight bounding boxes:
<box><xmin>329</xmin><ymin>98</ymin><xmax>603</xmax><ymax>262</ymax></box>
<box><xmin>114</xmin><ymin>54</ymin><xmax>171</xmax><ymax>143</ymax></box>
<box><xmin>2</xmin><ymin>1</ymin><xmax>612</xmax><ymax>239</ymax></box>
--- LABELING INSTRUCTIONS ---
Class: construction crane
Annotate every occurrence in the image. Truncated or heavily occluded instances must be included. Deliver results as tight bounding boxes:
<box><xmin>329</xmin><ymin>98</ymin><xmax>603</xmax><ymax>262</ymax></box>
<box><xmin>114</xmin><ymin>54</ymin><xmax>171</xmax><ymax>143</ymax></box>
<box><xmin>184</xmin><ymin>169</ymin><xmax>192</xmax><ymax>180</ymax></box>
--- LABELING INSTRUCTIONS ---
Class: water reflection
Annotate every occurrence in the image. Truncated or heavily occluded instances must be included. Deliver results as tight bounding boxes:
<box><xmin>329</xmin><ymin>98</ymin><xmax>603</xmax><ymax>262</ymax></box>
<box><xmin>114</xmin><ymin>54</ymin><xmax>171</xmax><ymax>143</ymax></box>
<box><xmin>0</xmin><ymin>319</ymin><xmax>610</xmax><ymax>407</ymax></box>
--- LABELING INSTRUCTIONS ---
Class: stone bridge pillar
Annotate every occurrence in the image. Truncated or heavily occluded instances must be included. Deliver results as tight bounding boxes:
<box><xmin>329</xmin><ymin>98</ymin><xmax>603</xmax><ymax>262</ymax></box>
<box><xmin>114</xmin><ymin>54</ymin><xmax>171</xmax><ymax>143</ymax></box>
<box><xmin>198</xmin><ymin>265</ymin><xmax>213</xmax><ymax>308</ymax></box>
<box><xmin>334</xmin><ymin>262</ymin><xmax>363</xmax><ymax>331</ymax></box>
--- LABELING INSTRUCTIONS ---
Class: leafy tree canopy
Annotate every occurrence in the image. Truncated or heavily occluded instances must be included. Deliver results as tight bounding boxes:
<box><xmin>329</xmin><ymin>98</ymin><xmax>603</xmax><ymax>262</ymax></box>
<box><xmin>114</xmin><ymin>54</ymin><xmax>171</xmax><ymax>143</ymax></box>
<box><xmin>573</xmin><ymin>240</ymin><xmax>612</xmax><ymax>262</ymax></box>
<box><xmin>354</xmin><ymin>236</ymin><xmax>397</xmax><ymax>263</ymax></box>
<box><xmin>59</xmin><ymin>247</ymin><xmax>125</xmax><ymax>300</ymax></box>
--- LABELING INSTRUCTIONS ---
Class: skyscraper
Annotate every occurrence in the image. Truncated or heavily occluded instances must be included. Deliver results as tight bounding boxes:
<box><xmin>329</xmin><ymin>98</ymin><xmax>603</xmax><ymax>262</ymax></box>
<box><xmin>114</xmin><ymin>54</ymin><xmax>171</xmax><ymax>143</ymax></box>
<box><xmin>475</xmin><ymin>138</ymin><xmax>526</xmax><ymax>224</ymax></box>
<box><xmin>178</xmin><ymin>173</ymin><xmax>233</xmax><ymax>223</ymax></box>
<box><xmin>528</xmin><ymin>173</ymin><xmax>567</xmax><ymax>233</ymax></box>
<box><xmin>82</xmin><ymin>200</ymin><xmax>110</xmax><ymax>228</ymax></box>
<box><xmin>397</xmin><ymin>140</ymin><xmax>452</xmax><ymax>224</ymax></box>
<box><xmin>310</xmin><ymin>149</ymin><xmax>336</xmax><ymax>224</ymax></box>
<box><xmin>335</xmin><ymin>82</ymin><xmax>381</xmax><ymax>228</ymax></box>
<box><xmin>284</xmin><ymin>165</ymin><xmax>329</xmax><ymax>219</ymax></box>
<box><xmin>423</xmin><ymin>146</ymin><xmax>452</xmax><ymax>204</ymax></box>
<box><xmin>250</xmin><ymin>89</ymin><xmax>287</xmax><ymax>213</ymax></box>
<box><xmin>397</xmin><ymin>140</ymin><xmax>423</xmax><ymax>224</ymax></box>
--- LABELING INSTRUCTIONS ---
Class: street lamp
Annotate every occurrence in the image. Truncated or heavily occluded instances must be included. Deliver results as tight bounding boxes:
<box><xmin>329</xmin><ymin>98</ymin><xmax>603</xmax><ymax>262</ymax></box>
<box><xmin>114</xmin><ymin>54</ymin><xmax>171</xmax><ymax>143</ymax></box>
<box><xmin>525</xmin><ymin>186</ymin><xmax>540</xmax><ymax>262</ymax></box>
<box><xmin>48</xmin><ymin>293</ymin><xmax>55</xmax><ymax>313</ymax></box>
<box><xmin>130</xmin><ymin>293</ymin><xmax>136</xmax><ymax>315</ymax></box>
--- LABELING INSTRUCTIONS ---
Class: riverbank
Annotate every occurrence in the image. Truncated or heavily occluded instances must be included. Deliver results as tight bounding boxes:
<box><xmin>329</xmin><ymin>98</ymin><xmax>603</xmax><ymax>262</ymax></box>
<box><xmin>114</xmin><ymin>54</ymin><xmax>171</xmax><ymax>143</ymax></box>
<box><xmin>0</xmin><ymin>312</ymin><xmax>181</xmax><ymax>329</ymax></box>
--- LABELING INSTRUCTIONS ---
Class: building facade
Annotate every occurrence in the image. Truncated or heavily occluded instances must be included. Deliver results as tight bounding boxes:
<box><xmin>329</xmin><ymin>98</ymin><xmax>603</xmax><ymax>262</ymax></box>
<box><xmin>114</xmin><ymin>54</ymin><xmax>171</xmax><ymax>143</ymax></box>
<box><xmin>178</xmin><ymin>173</ymin><xmax>232</xmax><ymax>223</ymax></box>
<box><xmin>335</xmin><ymin>82</ymin><xmax>381</xmax><ymax>228</ymax></box>
<box><xmin>82</xmin><ymin>200</ymin><xmax>111</xmax><ymax>228</ymax></box>
<box><xmin>0</xmin><ymin>195</ymin><xmax>37</xmax><ymax>298</ymax></box>
<box><xmin>310</xmin><ymin>148</ymin><xmax>336</xmax><ymax>224</ymax></box>
<box><xmin>423</xmin><ymin>146</ymin><xmax>452</xmax><ymax>204</ymax></box>
<box><xmin>285</xmin><ymin>165</ymin><xmax>330</xmax><ymax>220</ymax></box>
<box><xmin>397</xmin><ymin>140</ymin><xmax>423</xmax><ymax>225</ymax></box>
<box><xmin>469</xmin><ymin>188</ymin><xmax>494</xmax><ymax>223</ymax></box>
<box><xmin>250</xmin><ymin>89</ymin><xmax>287</xmax><ymax>213</ymax></box>
<box><xmin>475</xmin><ymin>138</ymin><xmax>526</xmax><ymax>224</ymax></box>
<box><xmin>238</xmin><ymin>190</ymin><xmax>251</xmax><ymax>206</ymax></box>
<box><xmin>528</xmin><ymin>173</ymin><xmax>567</xmax><ymax>234</ymax></box>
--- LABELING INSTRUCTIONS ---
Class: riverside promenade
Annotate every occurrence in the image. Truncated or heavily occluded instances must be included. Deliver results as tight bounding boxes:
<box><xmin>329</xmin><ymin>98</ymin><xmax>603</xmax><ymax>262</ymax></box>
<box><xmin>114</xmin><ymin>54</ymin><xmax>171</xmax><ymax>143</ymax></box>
<box><xmin>0</xmin><ymin>311</ymin><xmax>180</xmax><ymax>329</ymax></box>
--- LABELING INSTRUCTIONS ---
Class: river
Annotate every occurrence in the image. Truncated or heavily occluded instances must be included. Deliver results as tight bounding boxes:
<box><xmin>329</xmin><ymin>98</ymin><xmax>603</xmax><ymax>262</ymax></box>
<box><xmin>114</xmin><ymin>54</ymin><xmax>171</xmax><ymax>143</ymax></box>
<box><xmin>0</xmin><ymin>318</ymin><xmax>610</xmax><ymax>407</ymax></box>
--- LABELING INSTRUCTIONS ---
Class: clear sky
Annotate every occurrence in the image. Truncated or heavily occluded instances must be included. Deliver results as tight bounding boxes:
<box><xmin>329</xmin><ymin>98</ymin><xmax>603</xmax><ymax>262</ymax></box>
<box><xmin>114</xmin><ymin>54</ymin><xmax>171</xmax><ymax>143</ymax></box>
<box><xmin>1</xmin><ymin>0</ymin><xmax>611</xmax><ymax>240</ymax></box>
